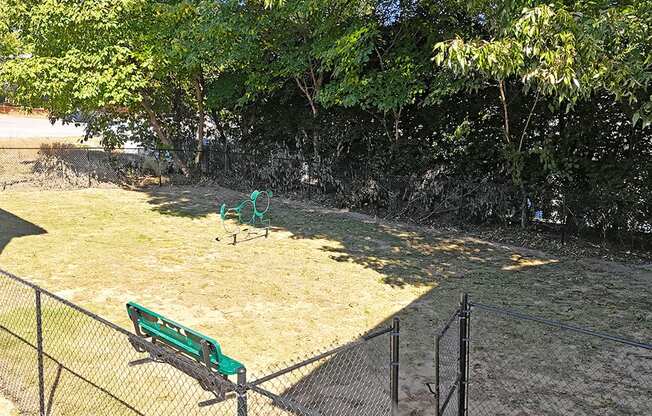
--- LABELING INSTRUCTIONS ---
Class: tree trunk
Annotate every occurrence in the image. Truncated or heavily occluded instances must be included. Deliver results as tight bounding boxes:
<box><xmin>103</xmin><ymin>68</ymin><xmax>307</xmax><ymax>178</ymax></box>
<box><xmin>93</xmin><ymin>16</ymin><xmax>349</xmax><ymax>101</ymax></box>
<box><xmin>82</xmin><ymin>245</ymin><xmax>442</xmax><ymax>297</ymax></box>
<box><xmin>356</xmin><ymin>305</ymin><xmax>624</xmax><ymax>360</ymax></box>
<box><xmin>498</xmin><ymin>80</ymin><xmax>530</xmax><ymax>229</ymax></box>
<box><xmin>141</xmin><ymin>98</ymin><xmax>190</xmax><ymax>176</ymax></box>
<box><xmin>193</xmin><ymin>74</ymin><xmax>205</xmax><ymax>169</ymax></box>
<box><xmin>312</xmin><ymin>129</ymin><xmax>319</xmax><ymax>164</ymax></box>
<box><xmin>209</xmin><ymin>109</ymin><xmax>229</xmax><ymax>171</ymax></box>
<box><xmin>387</xmin><ymin>108</ymin><xmax>403</xmax><ymax>166</ymax></box>
<box><xmin>498</xmin><ymin>80</ymin><xmax>510</xmax><ymax>143</ymax></box>
<box><xmin>294</xmin><ymin>69</ymin><xmax>322</xmax><ymax>164</ymax></box>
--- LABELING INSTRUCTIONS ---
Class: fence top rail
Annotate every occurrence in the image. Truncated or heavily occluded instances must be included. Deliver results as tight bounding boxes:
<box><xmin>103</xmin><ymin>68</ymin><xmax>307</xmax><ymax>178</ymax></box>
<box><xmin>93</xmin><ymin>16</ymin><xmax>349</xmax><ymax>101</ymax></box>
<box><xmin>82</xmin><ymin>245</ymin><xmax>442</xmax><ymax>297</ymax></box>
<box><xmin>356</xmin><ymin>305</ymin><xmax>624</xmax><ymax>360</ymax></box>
<box><xmin>250</xmin><ymin>324</ymin><xmax>393</xmax><ymax>387</ymax></box>
<box><xmin>470</xmin><ymin>301</ymin><xmax>652</xmax><ymax>350</ymax></box>
<box><xmin>0</xmin><ymin>268</ymin><xmax>133</xmax><ymax>338</ymax></box>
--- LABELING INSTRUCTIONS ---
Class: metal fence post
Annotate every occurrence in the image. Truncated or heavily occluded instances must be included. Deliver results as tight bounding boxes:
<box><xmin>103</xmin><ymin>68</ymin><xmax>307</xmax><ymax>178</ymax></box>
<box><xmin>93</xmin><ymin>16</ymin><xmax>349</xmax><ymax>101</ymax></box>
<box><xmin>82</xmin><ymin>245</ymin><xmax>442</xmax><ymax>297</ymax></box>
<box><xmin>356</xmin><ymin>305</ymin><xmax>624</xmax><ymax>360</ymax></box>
<box><xmin>390</xmin><ymin>317</ymin><xmax>400</xmax><ymax>416</ymax></box>
<box><xmin>237</xmin><ymin>367</ymin><xmax>247</xmax><ymax>416</ymax></box>
<box><xmin>35</xmin><ymin>289</ymin><xmax>45</xmax><ymax>416</ymax></box>
<box><xmin>434</xmin><ymin>334</ymin><xmax>440</xmax><ymax>415</ymax></box>
<box><xmin>458</xmin><ymin>294</ymin><xmax>470</xmax><ymax>416</ymax></box>
<box><xmin>86</xmin><ymin>148</ymin><xmax>91</xmax><ymax>188</ymax></box>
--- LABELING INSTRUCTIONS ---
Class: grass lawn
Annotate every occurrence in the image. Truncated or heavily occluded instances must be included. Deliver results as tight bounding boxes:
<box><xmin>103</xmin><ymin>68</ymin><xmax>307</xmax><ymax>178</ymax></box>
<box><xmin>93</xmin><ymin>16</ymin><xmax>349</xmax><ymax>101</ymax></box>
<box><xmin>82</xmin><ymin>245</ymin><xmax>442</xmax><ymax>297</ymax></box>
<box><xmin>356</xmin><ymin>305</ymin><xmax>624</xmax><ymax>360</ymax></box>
<box><xmin>0</xmin><ymin>185</ymin><xmax>650</xmax><ymax>414</ymax></box>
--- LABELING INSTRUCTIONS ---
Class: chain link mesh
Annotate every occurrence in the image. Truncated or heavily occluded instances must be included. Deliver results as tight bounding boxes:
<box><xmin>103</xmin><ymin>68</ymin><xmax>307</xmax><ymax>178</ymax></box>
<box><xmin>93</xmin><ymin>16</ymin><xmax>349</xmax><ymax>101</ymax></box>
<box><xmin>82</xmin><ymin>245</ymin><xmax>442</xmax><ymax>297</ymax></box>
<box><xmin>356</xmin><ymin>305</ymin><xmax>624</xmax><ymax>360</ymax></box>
<box><xmin>0</xmin><ymin>147</ymin><xmax>193</xmax><ymax>190</ymax></box>
<box><xmin>247</xmin><ymin>329</ymin><xmax>393</xmax><ymax>416</ymax></box>
<box><xmin>434</xmin><ymin>308</ymin><xmax>461</xmax><ymax>416</ymax></box>
<box><xmin>435</xmin><ymin>301</ymin><xmax>651</xmax><ymax>416</ymax></box>
<box><xmin>0</xmin><ymin>269</ymin><xmax>240</xmax><ymax>416</ymax></box>
<box><xmin>0</xmin><ymin>269</ymin><xmax>395</xmax><ymax>416</ymax></box>
<box><xmin>0</xmin><ymin>146</ymin><xmax>512</xmax><ymax>225</ymax></box>
<box><xmin>467</xmin><ymin>305</ymin><xmax>651</xmax><ymax>416</ymax></box>
<box><xmin>205</xmin><ymin>151</ymin><xmax>308</xmax><ymax>197</ymax></box>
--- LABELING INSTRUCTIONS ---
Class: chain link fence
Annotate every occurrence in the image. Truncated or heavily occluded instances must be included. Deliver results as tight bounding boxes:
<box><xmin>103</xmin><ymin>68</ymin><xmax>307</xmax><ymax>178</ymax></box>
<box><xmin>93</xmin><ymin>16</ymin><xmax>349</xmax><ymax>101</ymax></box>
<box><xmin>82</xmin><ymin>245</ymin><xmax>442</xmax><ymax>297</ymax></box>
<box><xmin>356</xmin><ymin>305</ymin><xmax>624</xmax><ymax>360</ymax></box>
<box><xmin>204</xmin><ymin>150</ymin><xmax>309</xmax><ymax>198</ymax></box>
<box><xmin>0</xmin><ymin>269</ymin><xmax>398</xmax><ymax>416</ymax></box>
<box><xmin>429</xmin><ymin>307</ymin><xmax>461</xmax><ymax>416</ymax></box>
<box><xmin>433</xmin><ymin>295</ymin><xmax>652</xmax><ymax>416</ymax></box>
<box><xmin>2</xmin><ymin>145</ymin><xmax>650</xmax><ymax>245</ymax></box>
<box><xmin>247</xmin><ymin>322</ymin><xmax>398</xmax><ymax>416</ymax></box>
<box><xmin>0</xmin><ymin>145</ymin><xmax>515</xmax><ymax>224</ymax></box>
<box><xmin>0</xmin><ymin>146</ymin><xmax>195</xmax><ymax>190</ymax></box>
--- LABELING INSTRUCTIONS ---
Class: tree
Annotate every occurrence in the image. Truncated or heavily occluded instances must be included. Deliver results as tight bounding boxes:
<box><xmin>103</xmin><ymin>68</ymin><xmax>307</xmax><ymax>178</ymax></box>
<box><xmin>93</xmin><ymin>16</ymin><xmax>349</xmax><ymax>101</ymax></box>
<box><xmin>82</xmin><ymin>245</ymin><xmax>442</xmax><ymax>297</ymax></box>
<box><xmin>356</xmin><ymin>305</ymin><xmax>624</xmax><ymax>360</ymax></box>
<box><xmin>0</xmin><ymin>0</ymin><xmax>218</xmax><ymax>175</ymax></box>
<box><xmin>1</xmin><ymin>0</ymin><xmax>649</xmax><ymax>242</ymax></box>
<box><xmin>433</xmin><ymin>1</ymin><xmax>652</xmax><ymax>227</ymax></box>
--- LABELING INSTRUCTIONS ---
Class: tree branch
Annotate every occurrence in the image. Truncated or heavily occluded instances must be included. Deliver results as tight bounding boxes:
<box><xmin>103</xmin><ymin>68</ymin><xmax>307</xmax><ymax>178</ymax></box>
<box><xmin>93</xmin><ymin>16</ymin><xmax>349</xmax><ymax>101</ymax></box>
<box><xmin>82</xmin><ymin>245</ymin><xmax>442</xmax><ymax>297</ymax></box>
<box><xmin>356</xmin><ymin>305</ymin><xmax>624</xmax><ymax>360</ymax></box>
<box><xmin>498</xmin><ymin>80</ymin><xmax>511</xmax><ymax>144</ymax></box>
<box><xmin>519</xmin><ymin>91</ymin><xmax>540</xmax><ymax>152</ymax></box>
<box><xmin>141</xmin><ymin>95</ymin><xmax>190</xmax><ymax>176</ymax></box>
<box><xmin>295</xmin><ymin>76</ymin><xmax>318</xmax><ymax>116</ymax></box>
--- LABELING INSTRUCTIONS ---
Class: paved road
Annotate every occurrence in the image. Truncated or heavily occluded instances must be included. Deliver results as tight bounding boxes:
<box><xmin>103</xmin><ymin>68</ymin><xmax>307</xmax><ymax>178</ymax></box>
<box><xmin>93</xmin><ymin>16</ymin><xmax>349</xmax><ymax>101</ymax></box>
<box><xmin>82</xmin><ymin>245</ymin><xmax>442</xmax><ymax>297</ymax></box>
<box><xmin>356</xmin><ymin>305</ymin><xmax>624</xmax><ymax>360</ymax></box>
<box><xmin>0</xmin><ymin>114</ymin><xmax>86</xmax><ymax>138</ymax></box>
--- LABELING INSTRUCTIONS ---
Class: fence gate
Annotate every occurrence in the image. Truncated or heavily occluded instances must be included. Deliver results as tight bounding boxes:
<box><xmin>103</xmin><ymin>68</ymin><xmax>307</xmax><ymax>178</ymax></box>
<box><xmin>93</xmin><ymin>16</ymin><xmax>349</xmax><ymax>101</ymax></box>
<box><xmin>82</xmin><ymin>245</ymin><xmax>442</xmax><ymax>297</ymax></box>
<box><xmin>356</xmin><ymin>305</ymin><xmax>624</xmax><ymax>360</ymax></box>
<box><xmin>429</xmin><ymin>295</ymin><xmax>470</xmax><ymax>416</ymax></box>
<box><xmin>431</xmin><ymin>294</ymin><xmax>652</xmax><ymax>416</ymax></box>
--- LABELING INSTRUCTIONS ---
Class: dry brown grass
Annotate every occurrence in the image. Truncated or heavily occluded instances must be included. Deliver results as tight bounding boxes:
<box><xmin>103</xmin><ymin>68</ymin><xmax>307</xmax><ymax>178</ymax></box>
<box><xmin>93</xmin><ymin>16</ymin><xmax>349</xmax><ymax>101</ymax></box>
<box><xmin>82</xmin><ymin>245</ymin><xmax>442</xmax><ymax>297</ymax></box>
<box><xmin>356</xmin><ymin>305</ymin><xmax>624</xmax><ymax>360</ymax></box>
<box><xmin>0</xmin><ymin>186</ymin><xmax>650</xmax><ymax>415</ymax></box>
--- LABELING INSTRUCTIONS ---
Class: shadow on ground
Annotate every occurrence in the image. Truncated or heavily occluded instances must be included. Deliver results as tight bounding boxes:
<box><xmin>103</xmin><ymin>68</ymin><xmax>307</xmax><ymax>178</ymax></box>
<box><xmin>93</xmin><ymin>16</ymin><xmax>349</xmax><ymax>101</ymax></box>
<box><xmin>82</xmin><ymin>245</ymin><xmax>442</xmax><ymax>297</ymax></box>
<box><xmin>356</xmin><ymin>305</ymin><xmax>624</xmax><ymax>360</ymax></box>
<box><xmin>145</xmin><ymin>187</ymin><xmax>222</xmax><ymax>217</ymax></box>
<box><xmin>138</xmin><ymin>185</ymin><xmax>651</xmax><ymax>416</ymax></box>
<box><xmin>139</xmin><ymin>185</ymin><xmax>651</xmax><ymax>331</ymax></box>
<box><xmin>1</xmin><ymin>147</ymin><xmax>165</xmax><ymax>189</ymax></box>
<box><xmin>0</xmin><ymin>208</ymin><xmax>46</xmax><ymax>255</ymax></box>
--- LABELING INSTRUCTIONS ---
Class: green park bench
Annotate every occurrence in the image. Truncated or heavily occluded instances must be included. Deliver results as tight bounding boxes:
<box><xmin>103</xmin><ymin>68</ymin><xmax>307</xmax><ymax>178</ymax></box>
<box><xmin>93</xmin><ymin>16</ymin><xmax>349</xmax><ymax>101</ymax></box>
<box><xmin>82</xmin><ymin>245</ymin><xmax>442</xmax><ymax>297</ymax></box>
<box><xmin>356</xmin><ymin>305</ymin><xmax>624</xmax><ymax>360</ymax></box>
<box><xmin>126</xmin><ymin>302</ymin><xmax>245</xmax><ymax>406</ymax></box>
<box><xmin>127</xmin><ymin>301</ymin><xmax>244</xmax><ymax>375</ymax></box>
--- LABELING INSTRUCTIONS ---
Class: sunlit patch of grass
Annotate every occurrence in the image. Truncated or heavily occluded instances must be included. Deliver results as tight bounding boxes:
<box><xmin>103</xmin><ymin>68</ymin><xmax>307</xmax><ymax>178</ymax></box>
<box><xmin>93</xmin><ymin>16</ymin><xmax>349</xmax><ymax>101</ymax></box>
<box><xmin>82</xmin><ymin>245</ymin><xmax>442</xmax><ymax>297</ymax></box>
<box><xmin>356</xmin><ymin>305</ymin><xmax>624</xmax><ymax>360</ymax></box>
<box><xmin>0</xmin><ymin>394</ymin><xmax>19</xmax><ymax>416</ymax></box>
<box><xmin>502</xmin><ymin>254</ymin><xmax>560</xmax><ymax>271</ymax></box>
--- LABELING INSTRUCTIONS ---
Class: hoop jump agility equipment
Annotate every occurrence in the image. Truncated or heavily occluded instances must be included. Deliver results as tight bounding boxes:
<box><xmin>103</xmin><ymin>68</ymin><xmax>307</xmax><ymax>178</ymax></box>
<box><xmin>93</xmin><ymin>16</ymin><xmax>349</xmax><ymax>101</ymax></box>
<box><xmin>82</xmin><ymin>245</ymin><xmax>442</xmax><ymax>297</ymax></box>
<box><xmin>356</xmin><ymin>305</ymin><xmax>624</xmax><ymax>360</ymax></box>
<box><xmin>217</xmin><ymin>190</ymin><xmax>272</xmax><ymax>245</ymax></box>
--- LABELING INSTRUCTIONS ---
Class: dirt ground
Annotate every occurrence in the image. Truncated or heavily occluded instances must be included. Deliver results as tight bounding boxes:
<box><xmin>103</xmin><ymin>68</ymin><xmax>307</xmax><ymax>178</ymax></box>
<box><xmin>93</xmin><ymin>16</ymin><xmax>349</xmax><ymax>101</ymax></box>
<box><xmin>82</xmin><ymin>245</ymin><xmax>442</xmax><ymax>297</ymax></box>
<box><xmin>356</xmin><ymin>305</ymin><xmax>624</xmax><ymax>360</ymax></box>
<box><xmin>0</xmin><ymin>186</ymin><xmax>650</xmax><ymax>415</ymax></box>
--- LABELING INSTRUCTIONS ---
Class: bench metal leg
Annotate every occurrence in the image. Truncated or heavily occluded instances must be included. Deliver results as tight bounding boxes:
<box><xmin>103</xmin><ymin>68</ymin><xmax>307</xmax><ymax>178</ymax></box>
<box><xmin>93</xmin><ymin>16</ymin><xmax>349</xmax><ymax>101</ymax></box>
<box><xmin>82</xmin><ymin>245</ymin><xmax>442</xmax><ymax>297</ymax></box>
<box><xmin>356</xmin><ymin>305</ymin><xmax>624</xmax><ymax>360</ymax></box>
<box><xmin>198</xmin><ymin>391</ymin><xmax>233</xmax><ymax>408</ymax></box>
<box><xmin>128</xmin><ymin>357</ymin><xmax>155</xmax><ymax>367</ymax></box>
<box><xmin>199</xmin><ymin>397</ymin><xmax>224</xmax><ymax>408</ymax></box>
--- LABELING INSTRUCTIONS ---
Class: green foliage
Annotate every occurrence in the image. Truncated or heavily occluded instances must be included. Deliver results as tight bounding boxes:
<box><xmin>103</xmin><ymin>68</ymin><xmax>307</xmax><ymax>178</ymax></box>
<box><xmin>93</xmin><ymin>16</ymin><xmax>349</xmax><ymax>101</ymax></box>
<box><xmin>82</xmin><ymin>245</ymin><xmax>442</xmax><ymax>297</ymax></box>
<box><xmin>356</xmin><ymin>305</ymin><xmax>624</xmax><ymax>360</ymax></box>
<box><xmin>1</xmin><ymin>0</ymin><xmax>152</xmax><ymax>115</ymax></box>
<box><xmin>0</xmin><ymin>0</ymin><xmax>649</xmax><ymax>242</ymax></box>
<box><xmin>0</xmin><ymin>0</ymin><xmax>21</xmax><ymax>59</ymax></box>
<box><xmin>434</xmin><ymin>1</ymin><xmax>652</xmax><ymax>120</ymax></box>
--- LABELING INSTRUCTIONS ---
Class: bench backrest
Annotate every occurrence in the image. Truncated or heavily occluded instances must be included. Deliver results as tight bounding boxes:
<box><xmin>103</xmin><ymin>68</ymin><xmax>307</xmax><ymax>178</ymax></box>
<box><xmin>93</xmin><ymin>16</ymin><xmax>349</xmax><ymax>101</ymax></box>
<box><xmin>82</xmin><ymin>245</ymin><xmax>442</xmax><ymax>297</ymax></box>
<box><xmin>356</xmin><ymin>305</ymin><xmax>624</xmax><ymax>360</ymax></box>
<box><xmin>126</xmin><ymin>302</ymin><xmax>242</xmax><ymax>375</ymax></box>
